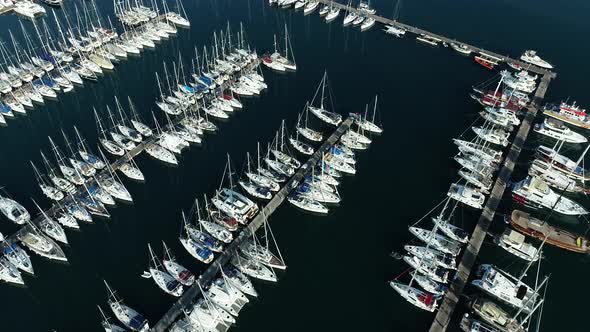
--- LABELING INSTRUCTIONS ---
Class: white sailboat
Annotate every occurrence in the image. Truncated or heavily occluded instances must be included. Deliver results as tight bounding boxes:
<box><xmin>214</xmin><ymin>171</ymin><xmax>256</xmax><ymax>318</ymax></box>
<box><xmin>145</xmin><ymin>244</ymin><xmax>184</xmax><ymax>297</ymax></box>
<box><xmin>104</xmin><ymin>281</ymin><xmax>150</xmax><ymax>332</ymax></box>
<box><xmin>162</xmin><ymin>241</ymin><xmax>195</xmax><ymax>286</ymax></box>
<box><xmin>308</xmin><ymin>72</ymin><xmax>342</xmax><ymax>126</ymax></box>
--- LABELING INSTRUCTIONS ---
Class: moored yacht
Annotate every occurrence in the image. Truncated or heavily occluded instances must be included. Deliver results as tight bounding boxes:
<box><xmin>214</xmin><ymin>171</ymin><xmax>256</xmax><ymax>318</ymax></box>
<box><xmin>494</xmin><ymin>229</ymin><xmax>540</xmax><ymax>262</ymax></box>
<box><xmin>389</xmin><ymin>281</ymin><xmax>438</xmax><ymax>312</ymax></box>
<box><xmin>520</xmin><ymin>50</ymin><xmax>553</xmax><ymax>69</ymax></box>
<box><xmin>533</xmin><ymin>118</ymin><xmax>587</xmax><ymax>143</ymax></box>
<box><xmin>511</xmin><ymin>176</ymin><xmax>587</xmax><ymax>215</ymax></box>
<box><xmin>447</xmin><ymin>183</ymin><xmax>486</xmax><ymax>209</ymax></box>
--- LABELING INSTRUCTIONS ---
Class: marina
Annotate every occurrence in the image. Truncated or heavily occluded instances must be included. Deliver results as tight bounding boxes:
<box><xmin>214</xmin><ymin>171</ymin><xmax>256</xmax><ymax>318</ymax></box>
<box><xmin>0</xmin><ymin>0</ymin><xmax>588</xmax><ymax>331</ymax></box>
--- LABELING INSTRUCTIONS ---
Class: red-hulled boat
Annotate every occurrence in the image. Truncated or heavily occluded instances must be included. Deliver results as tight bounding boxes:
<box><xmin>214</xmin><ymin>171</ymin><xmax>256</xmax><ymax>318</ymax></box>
<box><xmin>474</xmin><ymin>56</ymin><xmax>495</xmax><ymax>70</ymax></box>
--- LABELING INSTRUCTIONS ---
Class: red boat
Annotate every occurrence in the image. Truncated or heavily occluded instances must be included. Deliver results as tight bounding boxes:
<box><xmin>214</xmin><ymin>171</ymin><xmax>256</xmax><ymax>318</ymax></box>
<box><xmin>474</xmin><ymin>56</ymin><xmax>495</xmax><ymax>70</ymax></box>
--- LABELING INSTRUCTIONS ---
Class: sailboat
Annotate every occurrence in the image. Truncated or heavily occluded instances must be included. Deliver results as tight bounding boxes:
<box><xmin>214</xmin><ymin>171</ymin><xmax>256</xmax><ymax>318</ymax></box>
<box><xmin>95</xmin><ymin>108</ymin><xmax>125</xmax><ymax>156</ymax></box>
<box><xmin>31</xmin><ymin>161</ymin><xmax>64</xmax><ymax>201</ymax></box>
<box><xmin>145</xmin><ymin>244</ymin><xmax>184</xmax><ymax>297</ymax></box>
<box><xmin>114</xmin><ymin>96</ymin><xmax>142</xmax><ymax>143</ymax></box>
<box><xmin>162</xmin><ymin>241</ymin><xmax>195</xmax><ymax>286</ymax></box>
<box><xmin>239</xmin><ymin>152</ymin><xmax>273</xmax><ymax>200</ymax></box>
<box><xmin>309</xmin><ymin>72</ymin><xmax>342</xmax><ymax>126</ymax></box>
<box><xmin>195</xmin><ymin>199</ymin><xmax>233</xmax><ymax>244</ymax></box>
<box><xmin>355</xmin><ymin>95</ymin><xmax>383</xmax><ymax>133</ymax></box>
<box><xmin>127</xmin><ymin>96</ymin><xmax>153</xmax><ymax>137</ymax></box>
<box><xmin>73</xmin><ymin>126</ymin><xmax>106</xmax><ymax>170</ymax></box>
<box><xmin>98</xmin><ymin>305</ymin><xmax>126</xmax><ymax>332</ymax></box>
<box><xmin>103</xmin><ymin>281</ymin><xmax>150</xmax><ymax>332</ymax></box>
<box><xmin>179</xmin><ymin>213</ymin><xmax>215</xmax><ymax>264</ymax></box>
<box><xmin>389</xmin><ymin>281</ymin><xmax>438</xmax><ymax>312</ymax></box>
<box><xmin>32</xmin><ymin>199</ymin><xmax>68</xmax><ymax>245</ymax></box>
<box><xmin>270</xmin><ymin>24</ymin><xmax>297</xmax><ymax>71</ymax></box>
<box><xmin>297</xmin><ymin>104</ymin><xmax>324</xmax><ymax>142</ymax></box>
<box><xmin>246</xmin><ymin>143</ymin><xmax>280</xmax><ymax>192</ymax></box>
<box><xmin>0</xmin><ymin>257</ymin><xmax>24</xmax><ymax>285</ymax></box>
<box><xmin>1</xmin><ymin>240</ymin><xmax>34</xmax><ymax>275</ymax></box>
<box><xmin>119</xmin><ymin>152</ymin><xmax>144</xmax><ymax>182</ymax></box>
<box><xmin>0</xmin><ymin>191</ymin><xmax>30</xmax><ymax>225</ymax></box>
<box><xmin>240</xmin><ymin>214</ymin><xmax>286</xmax><ymax>270</ymax></box>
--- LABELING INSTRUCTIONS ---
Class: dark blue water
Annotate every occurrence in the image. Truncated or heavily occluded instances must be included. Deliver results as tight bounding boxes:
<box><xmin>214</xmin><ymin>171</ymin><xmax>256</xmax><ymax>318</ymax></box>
<box><xmin>0</xmin><ymin>0</ymin><xmax>589</xmax><ymax>331</ymax></box>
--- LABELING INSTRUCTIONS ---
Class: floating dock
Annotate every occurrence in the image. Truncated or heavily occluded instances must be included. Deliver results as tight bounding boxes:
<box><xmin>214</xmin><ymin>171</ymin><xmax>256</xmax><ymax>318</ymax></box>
<box><xmin>429</xmin><ymin>73</ymin><xmax>553</xmax><ymax>332</ymax></box>
<box><xmin>314</xmin><ymin>0</ymin><xmax>556</xmax><ymax>77</ymax></box>
<box><xmin>152</xmin><ymin>116</ymin><xmax>354</xmax><ymax>332</ymax></box>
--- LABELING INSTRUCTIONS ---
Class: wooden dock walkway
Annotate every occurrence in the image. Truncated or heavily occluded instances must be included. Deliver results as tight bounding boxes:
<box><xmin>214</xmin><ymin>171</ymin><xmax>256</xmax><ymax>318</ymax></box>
<box><xmin>152</xmin><ymin>116</ymin><xmax>354</xmax><ymax>332</ymax></box>
<box><xmin>428</xmin><ymin>73</ymin><xmax>552</xmax><ymax>332</ymax></box>
<box><xmin>313</xmin><ymin>0</ymin><xmax>555</xmax><ymax>77</ymax></box>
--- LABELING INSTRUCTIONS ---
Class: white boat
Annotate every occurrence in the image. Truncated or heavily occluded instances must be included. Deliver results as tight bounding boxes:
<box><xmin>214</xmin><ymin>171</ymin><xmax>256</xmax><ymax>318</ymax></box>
<box><xmin>472</xmin><ymin>127</ymin><xmax>510</xmax><ymax>147</ymax></box>
<box><xmin>98</xmin><ymin>305</ymin><xmax>127</xmax><ymax>332</ymax></box>
<box><xmin>309</xmin><ymin>73</ymin><xmax>342</xmax><ymax>125</ymax></box>
<box><xmin>288</xmin><ymin>194</ymin><xmax>329</xmax><ymax>214</ymax></box>
<box><xmin>512</xmin><ymin>176</ymin><xmax>587</xmax><ymax>215</ymax></box>
<box><xmin>18</xmin><ymin>224</ymin><xmax>67</xmax><ymax>261</ymax></box>
<box><xmin>13</xmin><ymin>1</ymin><xmax>46</xmax><ymax>19</ymax></box>
<box><xmin>533</xmin><ymin>118</ymin><xmax>587</xmax><ymax>144</ymax></box>
<box><xmin>450</xmin><ymin>42</ymin><xmax>472</xmax><ymax>55</ymax></box>
<box><xmin>453</xmin><ymin>139</ymin><xmax>502</xmax><ymax>164</ymax></box>
<box><xmin>0</xmin><ymin>257</ymin><xmax>24</xmax><ymax>285</ymax></box>
<box><xmin>179</xmin><ymin>234</ymin><xmax>214</xmax><ymax>264</ymax></box>
<box><xmin>360</xmin><ymin>17</ymin><xmax>376</xmax><ymax>31</ymax></box>
<box><xmin>146</xmin><ymin>143</ymin><xmax>177</xmax><ymax>165</ymax></box>
<box><xmin>405</xmin><ymin>245</ymin><xmax>457</xmax><ymax>270</ymax></box>
<box><xmin>536</xmin><ymin>144</ymin><xmax>590</xmax><ymax>182</ymax></box>
<box><xmin>325</xmin><ymin>7</ymin><xmax>340</xmax><ymax>22</ymax></box>
<box><xmin>119</xmin><ymin>162</ymin><xmax>144</xmax><ymax>181</ymax></box>
<box><xmin>432</xmin><ymin>216</ymin><xmax>469</xmax><ymax>244</ymax></box>
<box><xmin>409</xmin><ymin>226</ymin><xmax>462</xmax><ymax>256</ymax></box>
<box><xmin>471</xmin><ymin>265</ymin><xmax>538</xmax><ymax>314</ymax></box>
<box><xmin>1</xmin><ymin>241</ymin><xmax>34</xmax><ymax>275</ymax></box>
<box><xmin>411</xmin><ymin>271</ymin><xmax>448</xmax><ymax>296</ymax></box>
<box><xmin>494</xmin><ymin>229</ymin><xmax>540</xmax><ymax>262</ymax></box>
<box><xmin>403</xmin><ymin>255</ymin><xmax>448</xmax><ymax>283</ymax></box>
<box><xmin>104</xmin><ymin>281</ymin><xmax>150</xmax><ymax>331</ymax></box>
<box><xmin>542</xmin><ymin>101</ymin><xmax>590</xmax><ymax>130</ymax></box>
<box><xmin>389</xmin><ymin>281</ymin><xmax>438</xmax><ymax>312</ymax></box>
<box><xmin>232</xmin><ymin>255</ymin><xmax>277</xmax><ymax>282</ymax></box>
<box><xmin>98</xmin><ymin>176</ymin><xmax>133</xmax><ymax>203</ymax></box>
<box><xmin>290</xmin><ymin>137</ymin><xmax>314</xmax><ymax>155</ymax></box>
<box><xmin>520</xmin><ymin>50</ymin><xmax>553</xmax><ymax>69</ymax></box>
<box><xmin>447</xmin><ymin>183</ymin><xmax>486</xmax><ymax>209</ymax></box>
<box><xmin>162</xmin><ymin>241</ymin><xmax>195</xmax><ymax>286</ymax></box>
<box><xmin>303</xmin><ymin>1</ymin><xmax>319</xmax><ymax>14</ymax></box>
<box><xmin>223</xmin><ymin>265</ymin><xmax>258</xmax><ymax>297</ymax></box>
<box><xmin>0</xmin><ymin>195</ymin><xmax>30</xmax><ymax>225</ymax></box>
<box><xmin>528</xmin><ymin>159</ymin><xmax>578</xmax><ymax>193</ymax></box>
<box><xmin>383</xmin><ymin>25</ymin><xmax>407</xmax><ymax>37</ymax></box>
<box><xmin>270</xmin><ymin>25</ymin><xmax>297</xmax><ymax>71</ymax></box>
<box><xmin>146</xmin><ymin>244</ymin><xmax>184</xmax><ymax>297</ymax></box>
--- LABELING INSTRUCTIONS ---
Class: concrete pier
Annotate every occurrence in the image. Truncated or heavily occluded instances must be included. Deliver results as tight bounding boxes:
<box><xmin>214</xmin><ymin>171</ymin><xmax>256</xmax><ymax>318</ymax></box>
<box><xmin>428</xmin><ymin>73</ymin><xmax>553</xmax><ymax>332</ymax></box>
<box><xmin>312</xmin><ymin>0</ymin><xmax>556</xmax><ymax>77</ymax></box>
<box><xmin>152</xmin><ymin>116</ymin><xmax>354</xmax><ymax>332</ymax></box>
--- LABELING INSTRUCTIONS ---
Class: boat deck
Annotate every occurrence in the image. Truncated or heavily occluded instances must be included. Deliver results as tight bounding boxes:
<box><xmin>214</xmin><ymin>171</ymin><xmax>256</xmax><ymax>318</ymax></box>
<box><xmin>313</xmin><ymin>0</ymin><xmax>556</xmax><ymax>77</ymax></box>
<box><xmin>152</xmin><ymin>116</ymin><xmax>354</xmax><ymax>332</ymax></box>
<box><xmin>429</xmin><ymin>73</ymin><xmax>552</xmax><ymax>332</ymax></box>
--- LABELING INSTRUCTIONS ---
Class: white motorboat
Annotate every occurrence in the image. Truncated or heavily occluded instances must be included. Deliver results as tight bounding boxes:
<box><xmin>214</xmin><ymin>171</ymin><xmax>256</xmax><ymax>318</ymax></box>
<box><xmin>520</xmin><ymin>50</ymin><xmax>553</xmax><ymax>69</ymax></box>
<box><xmin>383</xmin><ymin>25</ymin><xmax>407</xmax><ymax>37</ymax></box>
<box><xmin>494</xmin><ymin>229</ymin><xmax>540</xmax><ymax>262</ymax></box>
<box><xmin>533</xmin><ymin>118</ymin><xmax>587</xmax><ymax>144</ymax></box>
<box><xmin>512</xmin><ymin>176</ymin><xmax>587</xmax><ymax>215</ymax></box>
